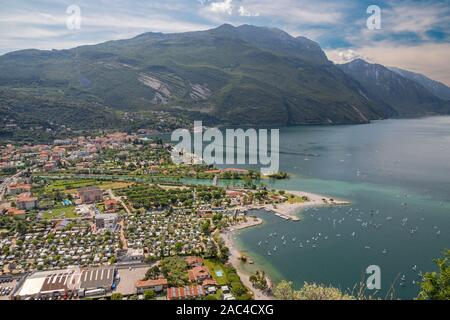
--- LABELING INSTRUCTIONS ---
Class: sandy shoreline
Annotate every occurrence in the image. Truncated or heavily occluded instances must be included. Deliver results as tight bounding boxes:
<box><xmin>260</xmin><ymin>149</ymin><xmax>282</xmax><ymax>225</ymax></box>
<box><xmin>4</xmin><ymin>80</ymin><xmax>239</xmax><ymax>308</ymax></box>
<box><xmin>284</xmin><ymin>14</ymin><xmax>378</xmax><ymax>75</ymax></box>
<box><xmin>221</xmin><ymin>189</ymin><xmax>350</xmax><ymax>299</ymax></box>
<box><xmin>269</xmin><ymin>190</ymin><xmax>350</xmax><ymax>220</ymax></box>
<box><xmin>221</xmin><ymin>217</ymin><xmax>274</xmax><ymax>300</ymax></box>
<box><xmin>234</xmin><ymin>190</ymin><xmax>350</xmax><ymax>221</ymax></box>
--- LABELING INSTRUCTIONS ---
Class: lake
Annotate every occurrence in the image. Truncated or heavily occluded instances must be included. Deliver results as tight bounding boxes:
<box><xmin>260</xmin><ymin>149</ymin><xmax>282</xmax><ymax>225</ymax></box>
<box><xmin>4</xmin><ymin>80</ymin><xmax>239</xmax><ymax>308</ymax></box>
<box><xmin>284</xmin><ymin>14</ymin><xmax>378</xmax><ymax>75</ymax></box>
<box><xmin>227</xmin><ymin>116</ymin><xmax>450</xmax><ymax>299</ymax></box>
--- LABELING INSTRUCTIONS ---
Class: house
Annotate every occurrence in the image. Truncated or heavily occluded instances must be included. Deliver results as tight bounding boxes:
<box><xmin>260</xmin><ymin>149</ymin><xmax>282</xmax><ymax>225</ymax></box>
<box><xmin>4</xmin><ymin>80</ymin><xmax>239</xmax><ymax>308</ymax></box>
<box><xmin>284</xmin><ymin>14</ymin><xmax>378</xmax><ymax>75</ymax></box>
<box><xmin>13</xmin><ymin>266</ymin><xmax>116</xmax><ymax>300</ymax></box>
<box><xmin>223</xmin><ymin>293</ymin><xmax>235</xmax><ymax>300</ymax></box>
<box><xmin>95</xmin><ymin>213</ymin><xmax>118</xmax><ymax>232</ymax></box>
<box><xmin>78</xmin><ymin>186</ymin><xmax>103</xmax><ymax>204</ymax></box>
<box><xmin>16</xmin><ymin>193</ymin><xmax>38</xmax><ymax>210</ymax></box>
<box><xmin>43</xmin><ymin>161</ymin><xmax>57</xmax><ymax>172</ymax></box>
<box><xmin>185</xmin><ymin>256</ymin><xmax>204</xmax><ymax>267</ymax></box>
<box><xmin>104</xmin><ymin>199</ymin><xmax>118</xmax><ymax>212</ymax></box>
<box><xmin>167</xmin><ymin>285</ymin><xmax>205</xmax><ymax>300</ymax></box>
<box><xmin>78</xmin><ymin>266</ymin><xmax>116</xmax><ymax>296</ymax></box>
<box><xmin>188</xmin><ymin>266</ymin><xmax>211</xmax><ymax>283</ymax></box>
<box><xmin>135</xmin><ymin>278</ymin><xmax>168</xmax><ymax>293</ymax></box>
<box><xmin>7</xmin><ymin>183</ymin><xmax>31</xmax><ymax>195</ymax></box>
<box><xmin>202</xmin><ymin>278</ymin><xmax>217</xmax><ymax>294</ymax></box>
<box><xmin>7</xmin><ymin>207</ymin><xmax>26</xmax><ymax>216</ymax></box>
<box><xmin>221</xmin><ymin>285</ymin><xmax>230</xmax><ymax>294</ymax></box>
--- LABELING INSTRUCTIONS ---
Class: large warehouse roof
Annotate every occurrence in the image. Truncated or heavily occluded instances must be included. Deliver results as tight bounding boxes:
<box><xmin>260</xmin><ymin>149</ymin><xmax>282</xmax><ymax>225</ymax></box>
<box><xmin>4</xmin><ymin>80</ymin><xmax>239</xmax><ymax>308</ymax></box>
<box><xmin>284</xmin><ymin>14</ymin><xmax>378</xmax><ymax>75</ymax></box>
<box><xmin>14</xmin><ymin>266</ymin><xmax>116</xmax><ymax>298</ymax></box>
<box><xmin>79</xmin><ymin>266</ymin><xmax>115</xmax><ymax>290</ymax></box>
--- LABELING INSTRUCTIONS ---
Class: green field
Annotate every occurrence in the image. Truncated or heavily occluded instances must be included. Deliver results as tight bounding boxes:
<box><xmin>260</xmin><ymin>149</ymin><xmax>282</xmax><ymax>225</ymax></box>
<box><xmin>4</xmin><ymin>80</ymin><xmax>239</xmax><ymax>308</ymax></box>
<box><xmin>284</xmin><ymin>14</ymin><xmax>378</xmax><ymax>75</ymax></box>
<box><xmin>204</xmin><ymin>259</ymin><xmax>228</xmax><ymax>286</ymax></box>
<box><xmin>43</xmin><ymin>179</ymin><xmax>131</xmax><ymax>194</ymax></box>
<box><xmin>42</xmin><ymin>206</ymin><xmax>79</xmax><ymax>220</ymax></box>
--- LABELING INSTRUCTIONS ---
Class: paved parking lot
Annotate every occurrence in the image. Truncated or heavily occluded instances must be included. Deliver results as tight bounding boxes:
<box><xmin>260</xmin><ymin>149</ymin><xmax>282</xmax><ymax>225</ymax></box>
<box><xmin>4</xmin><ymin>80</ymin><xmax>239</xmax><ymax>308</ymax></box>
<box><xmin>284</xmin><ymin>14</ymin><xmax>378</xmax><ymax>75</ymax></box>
<box><xmin>115</xmin><ymin>267</ymin><xmax>148</xmax><ymax>296</ymax></box>
<box><xmin>0</xmin><ymin>279</ymin><xmax>17</xmax><ymax>300</ymax></box>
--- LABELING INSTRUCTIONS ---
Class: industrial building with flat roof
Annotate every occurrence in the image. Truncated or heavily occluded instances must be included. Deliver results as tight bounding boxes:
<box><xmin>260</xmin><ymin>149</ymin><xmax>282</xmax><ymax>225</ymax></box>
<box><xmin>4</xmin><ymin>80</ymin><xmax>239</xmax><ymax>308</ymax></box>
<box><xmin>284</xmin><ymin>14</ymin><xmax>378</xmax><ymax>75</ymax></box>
<box><xmin>13</xmin><ymin>266</ymin><xmax>116</xmax><ymax>300</ymax></box>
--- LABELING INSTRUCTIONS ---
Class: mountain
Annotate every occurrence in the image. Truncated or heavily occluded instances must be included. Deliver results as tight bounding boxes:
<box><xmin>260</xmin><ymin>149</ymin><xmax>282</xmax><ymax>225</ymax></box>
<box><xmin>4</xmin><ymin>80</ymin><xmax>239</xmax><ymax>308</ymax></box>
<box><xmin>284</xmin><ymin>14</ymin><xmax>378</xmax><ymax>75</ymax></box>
<box><xmin>338</xmin><ymin>59</ymin><xmax>449</xmax><ymax>116</ymax></box>
<box><xmin>389</xmin><ymin>67</ymin><xmax>450</xmax><ymax>101</ymax></box>
<box><xmin>0</xmin><ymin>24</ymin><xmax>448</xmax><ymax>130</ymax></box>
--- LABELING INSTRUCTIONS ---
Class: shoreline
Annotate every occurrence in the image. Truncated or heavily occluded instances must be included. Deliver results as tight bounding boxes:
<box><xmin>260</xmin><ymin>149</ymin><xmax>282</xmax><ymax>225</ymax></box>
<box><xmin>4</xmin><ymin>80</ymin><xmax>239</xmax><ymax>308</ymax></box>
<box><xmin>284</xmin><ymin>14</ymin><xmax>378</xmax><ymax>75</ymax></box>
<box><xmin>221</xmin><ymin>189</ymin><xmax>350</xmax><ymax>299</ymax></box>
<box><xmin>234</xmin><ymin>190</ymin><xmax>350</xmax><ymax>221</ymax></box>
<box><xmin>221</xmin><ymin>217</ymin><xmax>274</xmax><ymax>300</ymax></box>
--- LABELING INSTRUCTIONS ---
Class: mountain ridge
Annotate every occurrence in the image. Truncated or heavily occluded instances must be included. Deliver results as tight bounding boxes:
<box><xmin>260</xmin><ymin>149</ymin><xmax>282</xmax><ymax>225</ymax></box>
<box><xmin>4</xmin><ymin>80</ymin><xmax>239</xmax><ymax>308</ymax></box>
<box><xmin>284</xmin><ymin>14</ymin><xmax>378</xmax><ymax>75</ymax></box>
<box><xmin>0</xmin><ymin>24</ymin><xmax>448</xmax><ymax>131</ymax></box>
<box><xmin>338</xmin><ymin>59</ymin><xmax>449</xmax><ymax>117</ymax></box>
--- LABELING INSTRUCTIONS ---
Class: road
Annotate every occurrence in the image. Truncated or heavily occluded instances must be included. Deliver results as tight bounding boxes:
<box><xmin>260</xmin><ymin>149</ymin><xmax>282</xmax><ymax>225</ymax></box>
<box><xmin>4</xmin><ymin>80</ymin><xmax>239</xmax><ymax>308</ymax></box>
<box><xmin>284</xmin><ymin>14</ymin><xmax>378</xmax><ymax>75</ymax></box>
<box><xmin>107</xmin><ymin>189</ymin><xmax>131</xmax><ymax>249</ymax></box>
<box><xmin>0</xmin><ymin>170</ymin><xmax>26</xmax><ymax>202</ymax></box>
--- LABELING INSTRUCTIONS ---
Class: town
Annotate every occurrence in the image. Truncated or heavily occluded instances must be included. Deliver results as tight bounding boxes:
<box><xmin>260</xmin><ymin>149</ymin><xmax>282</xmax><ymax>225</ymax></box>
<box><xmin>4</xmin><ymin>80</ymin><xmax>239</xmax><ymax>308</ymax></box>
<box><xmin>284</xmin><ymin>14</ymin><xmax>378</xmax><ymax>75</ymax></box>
<box><xmin>0</xmin><ymin>131</ymin><xmax>305</xmax><ymax>300</ymax></box>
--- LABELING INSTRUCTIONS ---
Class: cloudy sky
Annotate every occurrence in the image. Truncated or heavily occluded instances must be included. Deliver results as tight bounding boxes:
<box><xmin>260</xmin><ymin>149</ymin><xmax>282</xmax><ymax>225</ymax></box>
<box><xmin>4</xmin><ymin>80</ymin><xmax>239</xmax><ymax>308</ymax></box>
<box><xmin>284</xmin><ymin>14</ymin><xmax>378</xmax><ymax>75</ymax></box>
<box><xmin>1</xmin><ymin>0</ymin><xmax>449</xmax><ymax>85</ymax></box>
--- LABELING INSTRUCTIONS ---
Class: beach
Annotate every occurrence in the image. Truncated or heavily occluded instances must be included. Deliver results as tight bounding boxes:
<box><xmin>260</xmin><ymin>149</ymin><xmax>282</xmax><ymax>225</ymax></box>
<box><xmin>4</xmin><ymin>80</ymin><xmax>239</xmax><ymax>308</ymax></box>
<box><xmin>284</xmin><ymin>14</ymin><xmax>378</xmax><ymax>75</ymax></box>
<box><xmin>233</xmin><ymin>190</ymin><xmax>349</xmax><ymax>221</ymax></box>
<box><xmin>221</xmin><ymin>217</ymin><xmax>274</xmax><ymax>300</ymax></box>
<box><xmin>267</xmin><ymin>190</ymin><xmax>350</xmax><ymax>220</ymax></box>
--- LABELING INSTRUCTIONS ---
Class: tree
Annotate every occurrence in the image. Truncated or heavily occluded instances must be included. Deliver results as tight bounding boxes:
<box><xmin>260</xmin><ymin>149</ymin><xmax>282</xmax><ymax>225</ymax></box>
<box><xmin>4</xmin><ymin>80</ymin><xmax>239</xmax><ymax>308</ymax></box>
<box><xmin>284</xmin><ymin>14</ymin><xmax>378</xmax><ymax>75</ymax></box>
<box><xmin>201</xmin><ymin>220</ymin><xmax>211</xmax><ymax>235</ymax></box>
<box><xmin>418</xmin><ymin>249</ymin><xmax>450</xmax><ymax>300</ymax></box>
<box><xmin>175</xmin><ymin>242</ymin><xmax>183</xmax><ymax>253</ymax></box>
<box><xmin>294</xmin><ymin>283</ymin><xmax>354</xmax><ymax>300</ymax></box>
<box><xmin>144</xmin><ymin>290</ymin><xmax>156</xmax><ymax>300</ymax></box>
<box><xmin>273</xmin><ymin>280</ymin><xmax>354</xmax><ymax>300</ymax></box>
<box><xmin>273</xmin><ymin>280</ymin><xmax>295</xmax><ymax>300</ymax></box>
<box><xmin>231</xmin><ymin>282</ymin><xmax>247</xmax><ymax>297</ymax></box>
<box><xmin>160</xmin><ymin>257</ymin><xmax>189</xmax><ymax>287</ymax></box>
<box><xmin>249</xmin><ymin>270</ymin><xmax>268</xmax><ymax>290</ymax></box>
<box><xmin>110</xmin><ymin>293</ymin><xmax>123</xmax><ymax>300</ymax></box>
<box><xmin>145</xmin><ymin>266</ymin><xmax>160</xmax><ymax>280</ymax></box>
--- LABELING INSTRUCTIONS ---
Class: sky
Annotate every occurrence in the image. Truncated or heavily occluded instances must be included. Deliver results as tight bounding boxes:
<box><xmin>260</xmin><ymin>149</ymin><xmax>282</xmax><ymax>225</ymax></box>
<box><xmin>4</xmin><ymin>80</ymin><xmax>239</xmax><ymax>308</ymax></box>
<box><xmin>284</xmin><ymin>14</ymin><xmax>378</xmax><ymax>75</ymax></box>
<box><xmin>0</xmin><ymin>0</ymin><xmax>449</xmax><ymax>85</ymax></box>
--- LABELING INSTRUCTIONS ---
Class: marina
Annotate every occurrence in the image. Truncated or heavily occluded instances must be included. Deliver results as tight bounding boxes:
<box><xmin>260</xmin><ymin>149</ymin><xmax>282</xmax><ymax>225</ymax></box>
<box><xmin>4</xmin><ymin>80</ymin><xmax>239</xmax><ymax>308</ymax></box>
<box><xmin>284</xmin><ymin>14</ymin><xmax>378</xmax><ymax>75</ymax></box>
<box><xmin>226</xmin><ymin>117</ymin><xmax>450</xmax><ymax>300</ymax></box>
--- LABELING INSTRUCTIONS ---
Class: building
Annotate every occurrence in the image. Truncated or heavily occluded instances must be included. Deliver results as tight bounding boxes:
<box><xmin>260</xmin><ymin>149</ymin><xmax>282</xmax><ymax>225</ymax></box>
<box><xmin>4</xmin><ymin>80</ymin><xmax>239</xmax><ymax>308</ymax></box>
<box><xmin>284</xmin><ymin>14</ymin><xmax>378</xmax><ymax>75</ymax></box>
<box><xmin>203</xmin><ymin>278</ymin><xmax>218</xmax><ymax>295</ymax></box>
<box><xmin>185</xmin><ymin>256</ymin><xmax>204</xmax><ymax>267</ymax></box>
<box><xmin>135</xmin><ymin>278</ymin><xmax>168</xmax><ymax>293</ymax></box>
<box><xmin>16</xmin><ymin>193</ymin><xmax>38</xmax><ymax>210</ymax></box>
<box><xmin>6</xmin><ymin>183</ymin><xmax>31</xmax><ymax>195</ymax></box>
<box><xmin>78</xmin><ymin>266</ymin><xmax>116</xmax><ymax>297</ymax></box>
<box><xmin>167</xmin><ymin>285</ymin><xmax>205</xmax><ymax>300</ymax></box>
<box><xmin>117</xmin><ymin>248</ymin><xmax>144</xmax><ymax>264</ymax></box>
<box><xmin>95</xmin><ymin>213</ymin><xmax>118</xmax><ymax>232</ymax></box>
<box><xmin>188</xmin><ymin>266</ymin><xmax>211</xmax><ymax>283</ymax></box>
<box><xmin>43</xmin><ymin>161</ymin><xmax>57</xmax><ymax>172</ymax></box>
<box><xmin>13</xmin><ymin>266</ymin><xmax>116</xmax><ymax>300</ymax></box>
<box><xmin>78</xmin><ymin>186</ymin><xmax>103</xmax><ymax>204</ymax></box>
<box><xmin>104</xmin><ymin>199</ymin><xmax>118</xmax><ymax>212</ymax></box>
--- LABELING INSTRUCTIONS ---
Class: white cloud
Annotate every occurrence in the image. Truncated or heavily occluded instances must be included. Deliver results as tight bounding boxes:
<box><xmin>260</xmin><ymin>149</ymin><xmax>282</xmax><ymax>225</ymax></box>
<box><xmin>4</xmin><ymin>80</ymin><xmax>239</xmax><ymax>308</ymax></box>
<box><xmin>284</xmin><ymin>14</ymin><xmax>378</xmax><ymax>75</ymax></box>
<box><xmin>238</xmin><ymin>5</ymin><xmax>260</xmax><ymax>17</ymax></box>
<box><xmin>386</xmin><ymin>1</ymin><xmax>450</xmax><ymax>35</ymax></box>
<box><xmin>242</xmin><ymin>0</ymin><xmax>346</xmax><ymax>24</ymax></box>
<box><xmin>208</xmin><ymin>0</ymin><xmax>234</xmax><ymax>15</ymax></box>
<box><xmin>326</xmin><ymin>49</ymin><xmax>367</xmax><ymax>63</ymax></box>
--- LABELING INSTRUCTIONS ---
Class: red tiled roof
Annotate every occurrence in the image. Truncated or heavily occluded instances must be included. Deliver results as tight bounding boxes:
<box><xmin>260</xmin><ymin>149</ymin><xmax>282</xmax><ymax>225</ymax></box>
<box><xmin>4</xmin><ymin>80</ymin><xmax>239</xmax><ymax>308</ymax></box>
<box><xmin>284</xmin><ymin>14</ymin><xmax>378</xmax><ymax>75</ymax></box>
<box><xmin>188</xmin><ymin>266</ymin><xmax>210</xmax><ymax>282</ymax></box>
<box><xmin>136</xmin><ymin>278</ymin><xmax>168</xmax><ymax>288</ymax></box>
<box><xmin>202</xmin><ymin>278</ymin><xmax>217</xmax><ymax>287</ymax></box>
<box><xmin>185</xmin><ymin>256</ymin><xmax>204</xmax><ymax>266</ymax></box>
<box><xmin>7</xmin><ymin>207</ymin><xmax>26</xmax><ymax>216</ymax></box>
<box><xmin>16</xmin><ymin>192</ymin><xmax>37</xmax><ymax>203</ymax></box>
<box><xmin>167</xmin><ymin>285</ymin><xmax>205</xmax><ymax>300</ymax></box>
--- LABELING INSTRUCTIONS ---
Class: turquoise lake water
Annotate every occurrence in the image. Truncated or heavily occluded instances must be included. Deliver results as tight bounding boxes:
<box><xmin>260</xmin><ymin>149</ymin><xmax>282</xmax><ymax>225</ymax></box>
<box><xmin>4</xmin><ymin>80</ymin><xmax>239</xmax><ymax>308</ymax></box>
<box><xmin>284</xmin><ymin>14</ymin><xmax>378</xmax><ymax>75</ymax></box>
<box><xmin>218</xmin><ymin>117</ymin><xmax>450</xmax><ymax>299</ymax></box>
